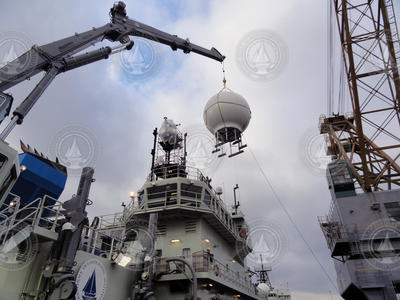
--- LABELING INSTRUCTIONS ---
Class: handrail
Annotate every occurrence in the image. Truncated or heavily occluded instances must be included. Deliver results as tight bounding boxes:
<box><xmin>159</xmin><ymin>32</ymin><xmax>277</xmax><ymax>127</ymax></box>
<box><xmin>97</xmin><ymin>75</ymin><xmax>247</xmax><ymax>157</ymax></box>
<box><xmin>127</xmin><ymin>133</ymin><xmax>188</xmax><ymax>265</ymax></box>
<box><xmin>191</xmin><ymin>250</ymin><xmax>263</xmax><ymax>296</ymax></box>
<box><xmin>0</xmin><ymin>194</ymin><xmax>64</xmax><ymax>245</ymax></box>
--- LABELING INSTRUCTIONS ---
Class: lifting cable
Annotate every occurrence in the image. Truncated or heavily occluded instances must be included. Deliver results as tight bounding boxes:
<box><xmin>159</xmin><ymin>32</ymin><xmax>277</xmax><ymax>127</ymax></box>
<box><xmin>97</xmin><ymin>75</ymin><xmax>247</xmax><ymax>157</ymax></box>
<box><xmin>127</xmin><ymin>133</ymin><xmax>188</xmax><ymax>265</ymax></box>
<box><xmin>243</xmin><ymin>135</ymin><xmax>339</xmax><ymax>293</ymax></box>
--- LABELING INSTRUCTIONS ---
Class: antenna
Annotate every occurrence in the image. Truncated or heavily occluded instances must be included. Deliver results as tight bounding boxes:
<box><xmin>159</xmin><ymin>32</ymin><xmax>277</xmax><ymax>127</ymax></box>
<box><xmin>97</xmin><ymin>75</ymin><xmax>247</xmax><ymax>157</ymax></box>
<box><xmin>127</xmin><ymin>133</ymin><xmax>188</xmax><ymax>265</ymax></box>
<box><xmin>233</xmin><ymin>184</ymin><xmax>240</xmax><ymax>215</ymax></box>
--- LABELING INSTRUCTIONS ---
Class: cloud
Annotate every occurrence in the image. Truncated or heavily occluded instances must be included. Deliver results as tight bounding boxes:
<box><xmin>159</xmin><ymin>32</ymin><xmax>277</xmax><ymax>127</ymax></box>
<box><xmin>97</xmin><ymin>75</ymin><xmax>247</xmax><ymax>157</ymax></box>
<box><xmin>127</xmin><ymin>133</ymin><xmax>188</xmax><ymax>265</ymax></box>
<box><xmin>0</xmin><ymin>0</ymin><xmax>342</xmax><ymax>297</ymax></box>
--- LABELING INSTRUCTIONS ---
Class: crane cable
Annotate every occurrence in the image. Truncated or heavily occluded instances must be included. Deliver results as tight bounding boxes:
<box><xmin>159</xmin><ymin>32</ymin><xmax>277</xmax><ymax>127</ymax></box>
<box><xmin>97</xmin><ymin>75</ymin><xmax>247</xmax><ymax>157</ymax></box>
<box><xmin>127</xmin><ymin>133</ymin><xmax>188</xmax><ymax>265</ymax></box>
<box><xmin>243</xmin><ymin>135</ymin><xmax>339</xmax><ymax>293</ymax></box>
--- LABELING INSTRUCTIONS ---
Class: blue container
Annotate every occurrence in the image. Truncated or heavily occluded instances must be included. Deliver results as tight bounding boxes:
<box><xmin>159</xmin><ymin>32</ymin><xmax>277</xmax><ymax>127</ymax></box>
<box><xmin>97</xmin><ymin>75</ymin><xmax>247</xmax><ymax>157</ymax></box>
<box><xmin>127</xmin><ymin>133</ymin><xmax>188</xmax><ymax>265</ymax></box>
<box><xmin>6</xmin><ymin>153</ymin><xmax>67</xmax><ymax>211</ymax></box>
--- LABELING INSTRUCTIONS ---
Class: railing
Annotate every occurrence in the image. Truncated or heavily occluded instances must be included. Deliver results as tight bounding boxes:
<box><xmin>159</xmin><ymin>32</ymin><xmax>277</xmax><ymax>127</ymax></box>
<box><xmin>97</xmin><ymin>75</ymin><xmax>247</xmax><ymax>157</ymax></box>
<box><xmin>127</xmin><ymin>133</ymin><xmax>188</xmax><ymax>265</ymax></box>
<box><xmin>148</xmin><ymin>164</ymin><xmax>207</xmax><ymax>182</ymax></box>
<box><xmin>79</xmin><ymin>225</ymin><xmax>125</xmax><ymax>260</ymax></box>
<box><xmin>191</xmin><ymin>251</ymin><xmax>263</xmax><ymax>297</ymax></box>
<box><xmin>318</xmin><ymin>214</ymin><xmax>400</xmax><ymax>255</ymax></box>
<box><xmin>0</xmin><ymin>194</ymin><xmax>63</xmax><ymax>243</ymax></box>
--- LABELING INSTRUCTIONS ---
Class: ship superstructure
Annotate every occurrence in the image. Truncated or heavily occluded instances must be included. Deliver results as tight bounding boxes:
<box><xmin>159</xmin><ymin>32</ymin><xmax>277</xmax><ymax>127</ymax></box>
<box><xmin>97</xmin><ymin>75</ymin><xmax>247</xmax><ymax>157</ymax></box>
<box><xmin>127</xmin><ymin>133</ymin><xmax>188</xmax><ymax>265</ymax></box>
<box><xmin>0</xmin><ymin>118</ymin><xmax>290</xmax><ymax>300</ymax></box>
<box><xmin>0</xmin><ymin>3</ymin><xmax>293</xmax><ymax>299</ymax></box>
<box><xmin>121</xmin><ymin>118</ymin><xmax>262</xmax><ymax>299</ymax></box>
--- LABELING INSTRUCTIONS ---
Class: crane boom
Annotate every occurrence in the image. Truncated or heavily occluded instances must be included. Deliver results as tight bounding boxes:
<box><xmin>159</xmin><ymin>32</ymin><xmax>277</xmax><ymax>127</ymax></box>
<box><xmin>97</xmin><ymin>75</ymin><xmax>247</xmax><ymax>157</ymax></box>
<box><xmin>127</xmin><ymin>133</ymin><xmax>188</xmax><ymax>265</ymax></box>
<box><xmin>0</xmin><ymin>2</ymin><xmax>225</xmax><ymax>139</ymax></box>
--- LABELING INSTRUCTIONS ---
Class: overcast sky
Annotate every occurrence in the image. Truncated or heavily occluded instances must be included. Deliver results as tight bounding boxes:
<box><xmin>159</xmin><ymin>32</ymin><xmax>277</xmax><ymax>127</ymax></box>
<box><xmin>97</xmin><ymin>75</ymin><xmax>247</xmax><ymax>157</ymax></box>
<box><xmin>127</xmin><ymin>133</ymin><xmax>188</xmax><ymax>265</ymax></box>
<box><xmin>0</xmin><ymin>1</ymin><xmax>352</xmax><ymax>299</ymax></box>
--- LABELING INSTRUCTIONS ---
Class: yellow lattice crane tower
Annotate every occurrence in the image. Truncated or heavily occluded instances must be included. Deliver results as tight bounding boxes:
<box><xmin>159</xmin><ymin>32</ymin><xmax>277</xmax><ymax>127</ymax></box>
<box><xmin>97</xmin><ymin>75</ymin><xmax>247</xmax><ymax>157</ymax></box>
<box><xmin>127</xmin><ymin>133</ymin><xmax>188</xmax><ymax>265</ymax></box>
<box><xmin>320</xmin><ymin>0</ymin><xmax>400</xmax><ymax>192</ymax></box>
<box><xmin>319</xmin><ymin>1</ymin><xmax>400</xmax><ymax>299</ymax></box>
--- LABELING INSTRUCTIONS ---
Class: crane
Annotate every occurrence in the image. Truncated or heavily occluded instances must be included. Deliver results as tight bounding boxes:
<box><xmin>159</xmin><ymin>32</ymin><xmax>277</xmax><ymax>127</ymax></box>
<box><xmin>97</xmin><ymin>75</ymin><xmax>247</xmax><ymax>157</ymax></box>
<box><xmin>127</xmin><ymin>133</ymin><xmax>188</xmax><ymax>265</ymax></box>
<box><xmin>0</xmin><ymin>3</ymin><xmax>225</xmax><ymax>299</ymax></box>
<box><xmin>321</xmin><ymin>0</ymin><xmax>400</xmax><ymax>192</ymax></box>
<box><xmin>0</xmin><ymin>1</ymin><xmax>225</xmax><ymax>140</ymax></box>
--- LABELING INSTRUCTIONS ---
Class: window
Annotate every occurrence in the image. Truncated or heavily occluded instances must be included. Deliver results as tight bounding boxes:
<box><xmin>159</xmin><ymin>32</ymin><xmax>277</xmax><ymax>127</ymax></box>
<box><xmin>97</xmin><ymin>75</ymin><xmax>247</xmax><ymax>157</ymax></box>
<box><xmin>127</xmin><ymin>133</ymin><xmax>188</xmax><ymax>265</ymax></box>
<box><xmin>384</xmin><ymin>202</ymin><xmax>400</xmax><ymax>222</ymax></box>
<box><xmin>204</xmin><ymin>190</ymin><xmax>211</xmax><ymax>206</ymax></box>
<box><xmin>181</xmin><ymin>183</ymin><xmax>202</xmax><ymax>199</ymax></box>
<box><xmin>147</xmin><ymin>184</ymin><xmax>177</xmax><ymax>202</ymax></box>
<box><xmin>0</xmin><ymin>165</ymin><xmax>16</xmax><ymax>200</ymax></box>
<box><xmin>0</xmin><ymin>154</ymin><xmax>7</xmax><ymax>169</ymax></box>
<box><xmin>182</xmin><ymin>248</ymin><xmax>191</xmax><ymax>258</ymax></box>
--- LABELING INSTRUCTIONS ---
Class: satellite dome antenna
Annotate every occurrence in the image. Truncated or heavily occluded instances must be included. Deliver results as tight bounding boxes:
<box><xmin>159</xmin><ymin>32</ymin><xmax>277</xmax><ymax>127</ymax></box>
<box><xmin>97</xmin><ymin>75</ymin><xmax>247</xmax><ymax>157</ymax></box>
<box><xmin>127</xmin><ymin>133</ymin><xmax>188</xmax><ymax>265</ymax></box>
<box><xmin>203</xmin><ymin>62</ymin><xmax>251</xmax><ymax>158</ymax></box>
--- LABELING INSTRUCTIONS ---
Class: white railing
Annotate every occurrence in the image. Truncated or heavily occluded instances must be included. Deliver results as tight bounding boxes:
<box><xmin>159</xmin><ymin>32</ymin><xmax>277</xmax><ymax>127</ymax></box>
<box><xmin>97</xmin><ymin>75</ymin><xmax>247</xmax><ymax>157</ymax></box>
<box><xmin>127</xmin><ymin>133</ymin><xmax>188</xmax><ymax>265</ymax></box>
<box><xmin>192</xmin><ymin>251</ymin><xmax>263</xmax><ymax>297</ymax></box>
<box><xmin>0</xmin><ymin>194</ymin><xmax>63</xmax><ymax>243</ymax></box>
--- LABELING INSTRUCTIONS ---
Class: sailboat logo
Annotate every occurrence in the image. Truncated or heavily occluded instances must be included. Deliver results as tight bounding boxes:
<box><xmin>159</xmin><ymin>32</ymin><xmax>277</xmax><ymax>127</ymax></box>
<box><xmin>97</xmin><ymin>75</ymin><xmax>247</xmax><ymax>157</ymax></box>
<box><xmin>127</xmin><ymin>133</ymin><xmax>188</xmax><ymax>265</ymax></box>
<box><xmin>362</xmin><ymin>221</ymin><xmax>400</xmax><ymax>271</ymax></box>
<box><xmin>0</xmin><ymin>31</ymin><xmax>36</xmax><ymax>81</ymax></box>
<box><xmin>240</xmin><ymin>222</ymin><xmax>287</xmax><ymax>268</ymax></box>
<box><xmin>306</xmin><ymin>133</ymin><xmax>331</xmax><ymax>172</ymax></box>
<box><xmin>120</xmin><ymin>37</ymin><xmax>160</xmax><ymax>80</ymax></box>
<box><xmin>64</xmin><ymin>137</ymin><xmax>84</xmax><ymax>168</ymax></box>
<box><xmin>184</xmin><ymin>125</ymin><xmax>222</xmax><ymax>173</ymax></box>
<box><xmin>236</xmin><ymin>30</ymin><xmax>287</xmax><ymax>81</ymax></box>
<box><xmin>0</xmin><ymin>42</ymin><xmax>18</xmax><ymax>67</ymax></box>
<box><xmin>187</xmin><ymin>133</ymin><xmax>215</xmax><ymax>170</ymax></box>
<box><xmin>50</xmin><ymin>125</ymin><xmax>98</xmax><ymax>176</ymax></box>
<box><xmin>82</xmin><ymin>270</ymin><xmax>97</xmax><ymax>300</ymax></box>
<box><xmin>76</xmin><ymin>259</ymin><xmax>107</xmax><ymax>300</ymax></box>
<box><xmin>368</xmin><ymin>45</ymin><xmax>391</xmax><ymax>73</ymax></box>
<box><xmin>376</xmin><ymin>232</ymin><xmax>396</xmax><ymax>265</ymax></box>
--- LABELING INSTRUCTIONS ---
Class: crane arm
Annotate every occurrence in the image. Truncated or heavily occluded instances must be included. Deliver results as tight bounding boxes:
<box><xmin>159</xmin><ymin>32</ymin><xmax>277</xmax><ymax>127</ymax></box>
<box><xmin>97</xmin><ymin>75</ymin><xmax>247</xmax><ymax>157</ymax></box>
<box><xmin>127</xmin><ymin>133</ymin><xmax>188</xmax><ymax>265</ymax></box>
<box><xmin>0</xmin><ymin>1</ymin><xmax>225</xmax><ymax>139</ymax></box>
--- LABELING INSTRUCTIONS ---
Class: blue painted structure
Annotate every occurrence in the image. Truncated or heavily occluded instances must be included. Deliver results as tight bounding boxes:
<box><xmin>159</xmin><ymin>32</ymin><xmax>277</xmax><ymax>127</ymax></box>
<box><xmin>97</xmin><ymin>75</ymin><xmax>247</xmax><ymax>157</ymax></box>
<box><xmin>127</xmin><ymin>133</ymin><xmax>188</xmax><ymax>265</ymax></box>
<box><xmin>6</xmin><ymin>153</ymin><xmax>67</xmax><ymax>207</ymax></box>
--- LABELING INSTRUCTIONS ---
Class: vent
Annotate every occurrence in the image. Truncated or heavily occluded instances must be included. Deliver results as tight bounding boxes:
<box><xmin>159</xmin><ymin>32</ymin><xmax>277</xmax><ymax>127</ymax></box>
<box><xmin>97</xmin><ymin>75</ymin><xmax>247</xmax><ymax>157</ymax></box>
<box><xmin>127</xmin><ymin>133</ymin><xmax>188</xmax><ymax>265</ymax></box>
<box><xmin>157</xmin><ymin>224</ymin><xmax>167</xmax><ymax>236</ymax></box>
<box><xmin>185</xmin><ymin>220</ymin><xmax>197</xmax><ymax>233</ymax></box>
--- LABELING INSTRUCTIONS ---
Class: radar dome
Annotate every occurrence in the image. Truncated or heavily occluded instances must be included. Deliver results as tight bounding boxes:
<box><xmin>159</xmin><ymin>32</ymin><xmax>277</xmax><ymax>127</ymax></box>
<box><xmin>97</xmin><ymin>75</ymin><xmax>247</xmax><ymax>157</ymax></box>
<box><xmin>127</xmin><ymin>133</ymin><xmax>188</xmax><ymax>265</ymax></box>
<box><xmin>203</xmin><ymin>88</ymin><xmax>251</xmax><ymax>142</ymax></box>
<box><xmin>159</xmin><ymin>118</ymin><xmax>179</xmax><ymax>145</ymax></box>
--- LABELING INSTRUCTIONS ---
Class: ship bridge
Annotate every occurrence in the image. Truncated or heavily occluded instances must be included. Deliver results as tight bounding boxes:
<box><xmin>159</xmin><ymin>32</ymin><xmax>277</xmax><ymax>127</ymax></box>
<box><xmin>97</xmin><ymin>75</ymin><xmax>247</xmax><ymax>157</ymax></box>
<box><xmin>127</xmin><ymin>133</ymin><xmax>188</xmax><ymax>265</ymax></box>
<box><xmin>126</xmin><ymin>164</ymin><xmax>249</xmax><ymax>249</ymax></box>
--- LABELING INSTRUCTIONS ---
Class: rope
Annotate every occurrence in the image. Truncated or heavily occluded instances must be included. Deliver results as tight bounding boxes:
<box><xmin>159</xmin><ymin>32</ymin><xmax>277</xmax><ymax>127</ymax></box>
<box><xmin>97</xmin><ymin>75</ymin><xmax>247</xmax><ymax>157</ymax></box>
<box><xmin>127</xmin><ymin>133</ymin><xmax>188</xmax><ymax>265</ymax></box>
<box><xmin>222</xmin><ymin>61</ymin><xmax>227</xmax><ymax>87</ymax></box>
<box><xmin>243</xmin><ymin>135</ymin><xmax>339</xmax><ymax>293</ymax></box>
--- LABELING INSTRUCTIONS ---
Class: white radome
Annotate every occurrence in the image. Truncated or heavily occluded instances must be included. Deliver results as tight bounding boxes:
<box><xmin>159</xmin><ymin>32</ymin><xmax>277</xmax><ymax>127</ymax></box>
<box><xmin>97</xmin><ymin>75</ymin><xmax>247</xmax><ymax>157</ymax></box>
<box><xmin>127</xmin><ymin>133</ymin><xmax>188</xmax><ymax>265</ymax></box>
<box><xmin>159</xmin><ymin>118</ymin><xmax>179</xmax><ymax>145</ymax></box>
<box><xmin>203</xmin><ymin>88</ymin><xmax>251</xmax><ymax>135</ymax></box>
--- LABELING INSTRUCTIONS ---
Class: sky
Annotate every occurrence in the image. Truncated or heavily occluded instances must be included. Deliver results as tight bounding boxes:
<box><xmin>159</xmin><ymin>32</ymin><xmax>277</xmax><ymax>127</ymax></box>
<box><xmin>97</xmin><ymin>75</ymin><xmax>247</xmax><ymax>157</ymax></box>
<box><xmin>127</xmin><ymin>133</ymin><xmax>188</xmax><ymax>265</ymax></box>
<box><xmin>0</xmin><ymin>1</ymin><xmax>356</xmax><ymax>299</ymax></box>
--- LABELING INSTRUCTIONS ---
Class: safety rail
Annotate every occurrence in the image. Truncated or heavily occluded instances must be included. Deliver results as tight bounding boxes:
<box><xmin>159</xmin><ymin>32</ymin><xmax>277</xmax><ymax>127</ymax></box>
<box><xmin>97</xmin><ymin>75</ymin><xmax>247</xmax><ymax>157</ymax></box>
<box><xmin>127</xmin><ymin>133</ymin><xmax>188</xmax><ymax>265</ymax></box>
<box><xmin>96</xmin><ymin>212</ymin><xmax>126</xmax><ymax>229</ymax></box>
<box><xmin>0</xmin><ymin>193</ymin><xmax>64</xmax><ymax>244</ymax></box>
<box><xmin>148</xmin><ymin>164</ymin><xmax>208</xmax><ymax>183</ymax></box>
<box><xmin>318</xmin><ymin>215</ymin><xmax>400</xmax><ymax>255</ymax></box>
<box><xmin>80</xmin><ymin>225</ymin><xmax>125</xmax><ymax>260</ymax></box>
<box><xmin>127</xmin><ymin>186</ymin><xmax>242</xmax><ymax>243</ymax></box>
<box><xmin>191</xmin><ymin>250</ymin><xmax>262</xmax><ymax>297</ymax></box>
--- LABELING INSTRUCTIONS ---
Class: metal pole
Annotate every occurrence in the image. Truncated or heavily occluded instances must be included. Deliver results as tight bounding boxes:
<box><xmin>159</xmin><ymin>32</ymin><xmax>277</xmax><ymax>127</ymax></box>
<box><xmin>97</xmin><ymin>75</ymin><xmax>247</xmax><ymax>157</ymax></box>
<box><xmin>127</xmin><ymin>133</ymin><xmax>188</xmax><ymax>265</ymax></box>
<box><xmin>233</xmin><ymin>184</ymin><xmax>239</xmax><ymax>215</ymax></box>
<box><xmin>0</xmin><ymin>66</ymin><xmax>59</xmax><ymax>140</ymax></box>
